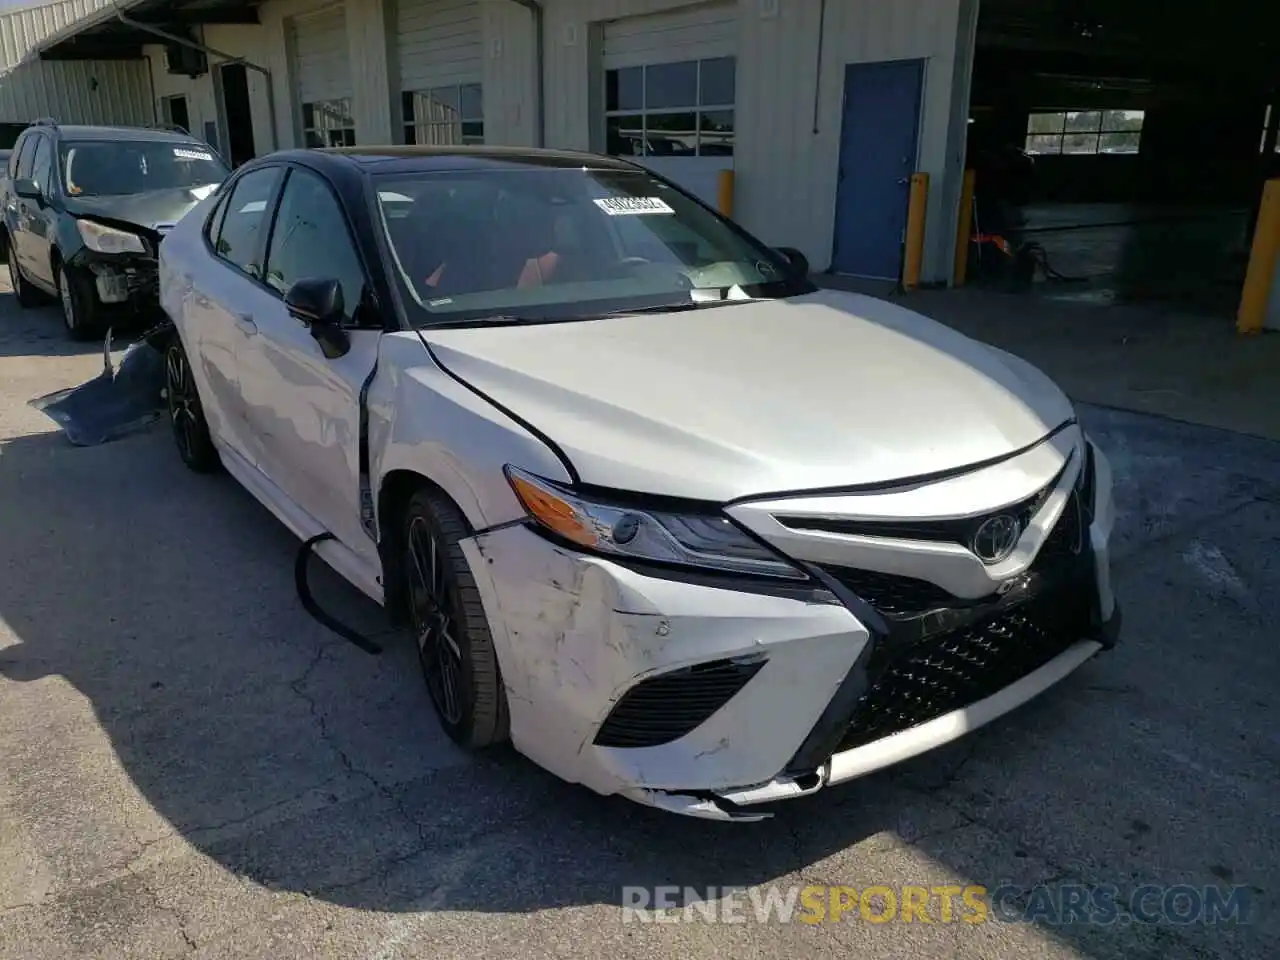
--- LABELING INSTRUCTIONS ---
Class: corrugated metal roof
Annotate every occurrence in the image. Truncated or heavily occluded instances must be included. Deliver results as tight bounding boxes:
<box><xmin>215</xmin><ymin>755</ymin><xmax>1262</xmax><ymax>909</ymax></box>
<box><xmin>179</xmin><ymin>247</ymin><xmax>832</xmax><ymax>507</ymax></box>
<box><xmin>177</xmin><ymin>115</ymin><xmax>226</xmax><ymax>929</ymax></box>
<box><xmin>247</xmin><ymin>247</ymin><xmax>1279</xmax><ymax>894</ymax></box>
<box><xmin>0</xmin><ymin>0</ymin><xmax>148</xmax><ymax>70</ymax></box>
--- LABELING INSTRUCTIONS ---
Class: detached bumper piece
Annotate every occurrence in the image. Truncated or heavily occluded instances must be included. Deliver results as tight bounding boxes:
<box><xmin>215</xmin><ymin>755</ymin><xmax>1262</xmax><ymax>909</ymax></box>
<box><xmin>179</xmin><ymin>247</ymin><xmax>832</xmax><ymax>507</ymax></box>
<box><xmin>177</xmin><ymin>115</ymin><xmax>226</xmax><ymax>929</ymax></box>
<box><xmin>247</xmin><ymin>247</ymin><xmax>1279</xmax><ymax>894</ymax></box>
<box><xmin>594</xmin><ymin>657</ymin><xmax>766</xmax><ymax>748</ymax></box>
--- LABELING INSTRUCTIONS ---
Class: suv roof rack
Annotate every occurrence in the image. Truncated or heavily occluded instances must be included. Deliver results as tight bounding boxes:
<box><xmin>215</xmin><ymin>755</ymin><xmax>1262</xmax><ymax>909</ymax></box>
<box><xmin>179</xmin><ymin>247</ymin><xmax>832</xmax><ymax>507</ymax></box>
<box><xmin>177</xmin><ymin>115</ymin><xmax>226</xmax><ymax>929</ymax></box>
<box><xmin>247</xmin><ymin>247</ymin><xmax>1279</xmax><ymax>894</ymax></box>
<box><xmin>32</xmin><ymin>117</ymin><xmax>58</xmax><ymax>128</ymax></box>
<box><xmin>145</xmin><ymin>122</ymin><xmax>191</xmax><ymax>135</ymax></box>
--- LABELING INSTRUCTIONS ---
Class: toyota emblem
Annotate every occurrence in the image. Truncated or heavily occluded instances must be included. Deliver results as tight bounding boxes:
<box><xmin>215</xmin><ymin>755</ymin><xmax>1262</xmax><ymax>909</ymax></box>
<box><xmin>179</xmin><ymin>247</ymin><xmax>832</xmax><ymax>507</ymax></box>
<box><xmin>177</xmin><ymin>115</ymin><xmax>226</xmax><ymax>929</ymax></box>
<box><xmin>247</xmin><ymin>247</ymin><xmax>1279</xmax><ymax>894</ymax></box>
<box><xmin>971</xmin><ymin>514</ymin><xmax>1022</xmax><ymax>564</ymax></box>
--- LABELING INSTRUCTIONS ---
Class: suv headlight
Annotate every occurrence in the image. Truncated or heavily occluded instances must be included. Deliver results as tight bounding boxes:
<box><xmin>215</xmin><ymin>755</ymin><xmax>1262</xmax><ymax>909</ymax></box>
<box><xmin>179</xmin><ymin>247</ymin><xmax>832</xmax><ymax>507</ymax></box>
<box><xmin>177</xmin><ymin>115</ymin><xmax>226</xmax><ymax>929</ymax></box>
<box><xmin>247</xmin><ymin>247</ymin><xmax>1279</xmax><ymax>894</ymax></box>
<box><xmin>76</xmin><ymin>219</ymin><xmax>146</xmax><ymax>255</ymax></box>
<box><xmin>505</xmin><ymin>466</ymin><xmax>806</xmax><ymax>580</ymax></box>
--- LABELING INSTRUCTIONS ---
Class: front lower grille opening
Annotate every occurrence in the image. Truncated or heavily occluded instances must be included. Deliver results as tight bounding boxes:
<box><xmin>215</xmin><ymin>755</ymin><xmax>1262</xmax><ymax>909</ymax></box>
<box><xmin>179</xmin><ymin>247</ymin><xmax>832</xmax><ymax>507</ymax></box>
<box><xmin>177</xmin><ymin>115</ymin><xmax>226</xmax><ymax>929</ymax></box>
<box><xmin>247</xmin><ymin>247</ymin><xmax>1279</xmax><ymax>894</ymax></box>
<box><xmin>817</xmin><ymin>565</ymin><xmax>961</xmax><ymax>618</ymax></box>
<box><xmin>836</xmin><ymin>589</ymin><xmax>1088</xmax><ymax>753</ymax></box>
<box><xmin>593</xmin><ymin>658</ymin><xmax>766</xmax><ymax>749</ymax></box>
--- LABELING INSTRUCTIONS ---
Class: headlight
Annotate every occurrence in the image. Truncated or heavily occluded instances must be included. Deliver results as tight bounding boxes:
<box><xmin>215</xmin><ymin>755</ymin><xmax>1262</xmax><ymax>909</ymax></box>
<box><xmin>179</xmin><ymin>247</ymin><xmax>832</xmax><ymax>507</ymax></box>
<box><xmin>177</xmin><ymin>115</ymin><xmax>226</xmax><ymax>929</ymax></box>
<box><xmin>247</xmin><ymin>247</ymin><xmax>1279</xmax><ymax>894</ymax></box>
<box><xmin>504</xmin><ymin>466</ymin><xmax>806</xmax><ymax>580</ymax></box>
<box><xmin>76</xmin><ymin>219</ymin><xmax>147</xmax><ymax>255</ymax></box>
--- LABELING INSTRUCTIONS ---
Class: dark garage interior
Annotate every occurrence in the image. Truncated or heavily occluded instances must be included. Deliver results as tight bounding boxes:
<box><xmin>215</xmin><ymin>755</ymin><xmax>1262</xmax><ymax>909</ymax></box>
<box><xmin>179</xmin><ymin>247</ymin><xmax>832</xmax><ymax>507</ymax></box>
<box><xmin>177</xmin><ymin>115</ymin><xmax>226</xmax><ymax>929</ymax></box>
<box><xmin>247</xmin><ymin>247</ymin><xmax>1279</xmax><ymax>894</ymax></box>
<box><xmin>965</xmin><ymin>0</ymin><xmax>1280</xmax><ymax>316</ymax></box>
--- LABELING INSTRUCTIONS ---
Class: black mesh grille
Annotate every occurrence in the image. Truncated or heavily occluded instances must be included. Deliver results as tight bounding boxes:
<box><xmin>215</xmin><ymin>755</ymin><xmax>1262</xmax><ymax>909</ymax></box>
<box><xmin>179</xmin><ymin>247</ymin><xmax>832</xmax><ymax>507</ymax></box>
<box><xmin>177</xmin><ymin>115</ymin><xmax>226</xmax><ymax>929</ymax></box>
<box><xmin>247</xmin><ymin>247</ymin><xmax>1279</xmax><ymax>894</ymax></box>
<box><xmin>817</xmin><ymin>566</ymin><xmax>964</xmax><ymax>617</ymax></box>
<box><xmin>594</xmin><ymin>658</ymin><xmax>766</xmax><ymax>749</ymax></box>
<box><xmin>836</xmin><ymin>585</ymin><xmax>1089</xmax><ymax>752</ymax></box>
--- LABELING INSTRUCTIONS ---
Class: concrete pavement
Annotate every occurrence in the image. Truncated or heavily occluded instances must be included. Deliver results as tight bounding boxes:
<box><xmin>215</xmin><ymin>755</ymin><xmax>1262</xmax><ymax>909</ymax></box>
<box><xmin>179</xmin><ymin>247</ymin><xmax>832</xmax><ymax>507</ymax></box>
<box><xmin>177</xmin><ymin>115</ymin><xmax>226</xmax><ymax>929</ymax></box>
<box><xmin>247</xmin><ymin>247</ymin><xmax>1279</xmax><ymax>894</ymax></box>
<box><xmin>0</xmin><ymin>288</ymin><xmax>1277</xmax><ymax>959</ymax></box>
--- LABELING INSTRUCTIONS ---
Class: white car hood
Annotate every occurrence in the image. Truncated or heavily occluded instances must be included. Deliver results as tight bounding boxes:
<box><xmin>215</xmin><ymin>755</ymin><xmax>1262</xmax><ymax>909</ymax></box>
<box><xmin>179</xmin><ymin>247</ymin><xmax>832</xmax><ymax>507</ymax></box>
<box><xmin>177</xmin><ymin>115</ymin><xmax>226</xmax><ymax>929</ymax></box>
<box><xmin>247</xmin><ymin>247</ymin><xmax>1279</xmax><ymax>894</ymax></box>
<box><xmin>420</xmin><ymin>289</ymin><xmax>1075</xmax><ymax>502</ymax></box>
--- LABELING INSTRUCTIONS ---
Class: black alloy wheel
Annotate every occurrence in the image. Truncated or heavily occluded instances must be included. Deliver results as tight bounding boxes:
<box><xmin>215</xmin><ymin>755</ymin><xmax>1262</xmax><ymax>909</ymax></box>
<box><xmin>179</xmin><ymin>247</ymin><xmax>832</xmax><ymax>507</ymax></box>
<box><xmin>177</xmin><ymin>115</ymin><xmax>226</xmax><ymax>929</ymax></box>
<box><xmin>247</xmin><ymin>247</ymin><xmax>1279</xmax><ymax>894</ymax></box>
<box><xmin>402</xmin><ymin>488</ymin><xmax>509</xmax><ymax>748</ymax></box>
<box><xmin>164</xmin><ymin>340</ymin><xmax>219</xmax><ymax>472</ymax></box>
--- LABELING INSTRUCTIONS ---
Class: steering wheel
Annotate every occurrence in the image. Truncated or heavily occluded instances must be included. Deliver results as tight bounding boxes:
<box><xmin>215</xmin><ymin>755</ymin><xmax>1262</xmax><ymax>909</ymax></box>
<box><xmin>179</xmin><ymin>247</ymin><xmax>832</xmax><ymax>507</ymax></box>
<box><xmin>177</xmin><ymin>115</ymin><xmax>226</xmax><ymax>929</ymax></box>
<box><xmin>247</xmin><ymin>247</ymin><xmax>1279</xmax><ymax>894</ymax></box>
<box><xmin>616</xmin><ymin>256</ymin><xmax>652</xmax><ymax>269</ymax></box>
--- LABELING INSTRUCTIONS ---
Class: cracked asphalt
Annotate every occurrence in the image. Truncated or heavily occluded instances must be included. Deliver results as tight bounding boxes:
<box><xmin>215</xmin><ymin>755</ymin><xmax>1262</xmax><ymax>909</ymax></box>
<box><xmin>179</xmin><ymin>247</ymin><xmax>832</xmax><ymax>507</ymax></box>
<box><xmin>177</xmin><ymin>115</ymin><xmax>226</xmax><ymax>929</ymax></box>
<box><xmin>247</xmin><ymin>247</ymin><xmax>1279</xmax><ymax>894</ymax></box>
<box><xmin>0</xmin><ymin>285</ymin><xmax>1277</xmax><ymax>959</ymax></box>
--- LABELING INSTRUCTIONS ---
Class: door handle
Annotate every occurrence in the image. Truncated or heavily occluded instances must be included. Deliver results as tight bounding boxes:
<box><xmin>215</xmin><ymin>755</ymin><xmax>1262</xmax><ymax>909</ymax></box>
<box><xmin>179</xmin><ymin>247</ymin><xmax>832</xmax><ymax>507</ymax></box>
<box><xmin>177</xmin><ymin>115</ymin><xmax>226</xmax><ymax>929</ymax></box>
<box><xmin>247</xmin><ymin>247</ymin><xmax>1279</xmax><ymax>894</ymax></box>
<box><xmin>235</xmin><ymin>312</ymin><xmax>257</xmax><ymax>334</ymax></box>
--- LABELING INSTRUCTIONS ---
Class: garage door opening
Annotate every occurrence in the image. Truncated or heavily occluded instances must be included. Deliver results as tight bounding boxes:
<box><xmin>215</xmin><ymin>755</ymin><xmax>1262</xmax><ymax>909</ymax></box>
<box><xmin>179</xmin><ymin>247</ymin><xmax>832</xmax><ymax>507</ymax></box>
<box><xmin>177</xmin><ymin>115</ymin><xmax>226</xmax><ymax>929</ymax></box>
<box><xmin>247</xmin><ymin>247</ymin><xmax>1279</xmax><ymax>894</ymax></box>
<box><xmin>599</xmin><ymin>4</ymin><xmax>737</xmax><ymax>210</ymax></box>
<box><xmin>964</xmin><ymin>0</ymin><xmax>1280</xmax><ymax>316</ymax></box>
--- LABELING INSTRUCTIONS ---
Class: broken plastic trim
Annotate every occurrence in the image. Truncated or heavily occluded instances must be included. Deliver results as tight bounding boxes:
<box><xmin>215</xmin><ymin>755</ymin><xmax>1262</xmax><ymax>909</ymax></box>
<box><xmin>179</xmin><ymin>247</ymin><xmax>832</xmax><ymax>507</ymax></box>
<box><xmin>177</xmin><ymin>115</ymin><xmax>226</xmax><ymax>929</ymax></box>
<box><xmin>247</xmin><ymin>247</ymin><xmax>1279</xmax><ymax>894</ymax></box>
<box><xmin>295</xmin><ymin>533</ymin><xmax>383</xmax><ymax>655</ymax></box>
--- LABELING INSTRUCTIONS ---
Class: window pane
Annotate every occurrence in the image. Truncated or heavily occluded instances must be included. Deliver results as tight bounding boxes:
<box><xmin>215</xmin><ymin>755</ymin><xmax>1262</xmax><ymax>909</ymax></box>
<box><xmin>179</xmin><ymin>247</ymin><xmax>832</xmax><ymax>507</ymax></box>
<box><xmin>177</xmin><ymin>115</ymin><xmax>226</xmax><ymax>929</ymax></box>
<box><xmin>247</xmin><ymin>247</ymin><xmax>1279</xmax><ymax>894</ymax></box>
<box><xmin>1061</xmin><ymin>133</ymin><xmax>1099</xmax><ymax>155</ymax></box>
<box><xmin>216</xmin><ymin>167</ymin><xmax>282</xmax><ymax>276</ymax></box>
<box><xmin>606</xmin><ymin>116</ymin><xmax>644</xmax><ymax>156</ymax></box>
<box><xmin>1064</xmin><ymin>111</ymin><xmax>1101</xmax><ymax>133</ymax></box>
<box><xmin>429</xmin><ymin>85</ymin><xmax>460</xmax><ymax>116</ymax></box>
<box><xmin>698</xmin><ymin>109</ymin><xmax>734</xmax><ymax>156</ymax></box>
<box><xmin>264</xmin><ymin>168</ymin><xmax>366</xmax><ymax>323</ymax></box>
<box><xmin>699</xmin><ymin>57</ymin><xmax>735</xmax><ymax>106</ymax></box>
<box><xmin>403</xmin><ymin>124</ymin><xmax>416</xmax><ymax>145</ymax></box>
<box><xmin>460</xmin><ymin>84</ymin><xmax>483</xmax><ymax>121</ymax></box>
<box><xmin>1100</xmin><ymin>109</ymin><xmax>1144</xmax><ymax>132</ymax></box>
<box><xmin>643</xmin><ymin>112</ymin><xmax>697</xmax><ymax>156</ymax></box>
<box><xmin>1098</xmin><ymin>131</ymin><xmax>1141</xmax><ymax>154</ymax></box>
<box><xmin>606</xmin><ymin>67</ymin><xmax>642</xmax><ymax>112</ymax></box>
<box><xmin>1024</xmin><ymin>134</ymin><xmax>1061</xmax><ymax>154</ymax></box>
<box><xmin>401</xmin><ymin>91</ymin><xmax>415</xmax><ymax>122</ymax></box>
<box><xmin>1026</xmin><ymin>112</ymin><xmax>1065</xmax><ymax>134</ymax></box>
<box><xmin>645</xmin><ymin>60</ymin><xmax>698</xmax><ymax>110</ymax></box>
<box><xmin>461</xmin><ymin>121</ymin><xmax>484</xmax><ymax>144</ymax></box>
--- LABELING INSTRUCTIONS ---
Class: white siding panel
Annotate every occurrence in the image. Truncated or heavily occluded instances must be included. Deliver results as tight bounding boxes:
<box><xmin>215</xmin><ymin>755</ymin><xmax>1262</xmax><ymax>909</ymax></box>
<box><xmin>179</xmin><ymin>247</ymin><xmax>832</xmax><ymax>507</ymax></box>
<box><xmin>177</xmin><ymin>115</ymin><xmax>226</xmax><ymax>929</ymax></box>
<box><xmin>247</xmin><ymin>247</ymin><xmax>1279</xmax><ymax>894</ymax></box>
<box><xmin>0</xmin><ymin>0</ymin><xmax>152</xmax><ymax>126</ymax></box>
<box><xmin>292</xmin><ymin>5</ymin><xmax>352</xmax><ymax>102</ymax></box>
<box><xmin>735</xmin><ymin>0</ymin><xmax>967</xmax><ymax>281</ymax></box>
<box><xmin>0</xmin><ymin>58</ymin><xmax>151</xmax><ymax>125</ymax></box>
<box><xmin>397</xmin><ymin>0</ymin><xmax>482</xmax><ymax>91</ymax></box>
<box><xmin>541</xmin><ymin>0</ymin><xmax>968</xmax><ymax>284</ymax></box>
<box><xmin>601</xmin><ymin>3</ymin><xmax>736</xmax><ymax>69</ymax></box>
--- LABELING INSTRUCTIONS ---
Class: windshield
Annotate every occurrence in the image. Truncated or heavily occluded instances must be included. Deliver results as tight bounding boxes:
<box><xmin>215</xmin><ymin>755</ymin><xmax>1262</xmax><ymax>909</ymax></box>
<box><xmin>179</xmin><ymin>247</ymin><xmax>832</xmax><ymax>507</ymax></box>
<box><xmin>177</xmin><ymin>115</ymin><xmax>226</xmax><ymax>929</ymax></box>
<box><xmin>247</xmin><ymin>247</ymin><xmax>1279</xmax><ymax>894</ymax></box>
<box><xmin>60</xmin><ymin>140</ymin><xmax>228</xmax><ymax>197</ymax></box>
<box><xmin>374</xmin><ymin>166</ymin><xmax>811</xmax><ymax>325</ymax></box>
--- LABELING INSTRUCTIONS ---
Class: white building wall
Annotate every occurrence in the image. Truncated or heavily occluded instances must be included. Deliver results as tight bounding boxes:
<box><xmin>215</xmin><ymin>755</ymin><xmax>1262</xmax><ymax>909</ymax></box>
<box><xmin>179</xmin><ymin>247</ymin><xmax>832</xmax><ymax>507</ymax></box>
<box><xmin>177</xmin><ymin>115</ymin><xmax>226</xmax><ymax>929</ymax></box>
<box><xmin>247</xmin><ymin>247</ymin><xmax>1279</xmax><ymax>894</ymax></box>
<box><xmin>540</xmin><ymin>0</ymin><xmax>970</xmax><ymax>283</ymax></box>
<box><xmin>143</xmin><ymin>25</ymin><xmax>275</xmax><ymax>159</ymax></box>
<box><xmin>256</xmin><ymin>0</ymin><xmax>535</xmax><ymax>151</ymax></box>
<box><xmin>0</xmin><ymin>0</ymin><xmax>152</xmax><ymax>126</ymax></box>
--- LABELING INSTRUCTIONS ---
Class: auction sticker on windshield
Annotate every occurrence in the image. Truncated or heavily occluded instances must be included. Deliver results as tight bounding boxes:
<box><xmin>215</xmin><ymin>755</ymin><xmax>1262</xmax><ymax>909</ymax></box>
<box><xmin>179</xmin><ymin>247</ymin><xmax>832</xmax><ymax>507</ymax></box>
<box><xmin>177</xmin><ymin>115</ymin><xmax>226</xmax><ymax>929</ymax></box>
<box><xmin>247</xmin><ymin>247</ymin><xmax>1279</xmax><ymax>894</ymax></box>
<box><xmin>594</xmin><ymin>197</ymin><xmax>675</xmax><ymax>216</ymax></box>
<box><xmin>173</xmin><ymin>147</ymin><xmax>215</xmax><ymax>161</ymax></box>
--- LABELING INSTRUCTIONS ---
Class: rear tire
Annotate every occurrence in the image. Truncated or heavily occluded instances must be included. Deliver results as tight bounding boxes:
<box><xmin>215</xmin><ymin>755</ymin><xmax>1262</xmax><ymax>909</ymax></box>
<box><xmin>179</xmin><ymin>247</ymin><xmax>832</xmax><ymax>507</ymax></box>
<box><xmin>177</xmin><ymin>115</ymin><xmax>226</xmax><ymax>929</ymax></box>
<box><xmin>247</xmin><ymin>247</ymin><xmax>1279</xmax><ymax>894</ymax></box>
<box><xmin>164</xmin><ymin>339</ymin><xmax>220</xmax><ymax>473</ymax></box>
<box><xmin>401</xmin><ymin>487</ymin><xmax>509</xmax><ymax>749</ymax></box>
<box><xmin>7</xmin><ymin>243</ymin><xmax>42</xmax><ymax>309</ymax></box>
<box><xmin>56</xmin><ymin>262</ymin><xmax>100</xmax><ymax>341</ymax></box>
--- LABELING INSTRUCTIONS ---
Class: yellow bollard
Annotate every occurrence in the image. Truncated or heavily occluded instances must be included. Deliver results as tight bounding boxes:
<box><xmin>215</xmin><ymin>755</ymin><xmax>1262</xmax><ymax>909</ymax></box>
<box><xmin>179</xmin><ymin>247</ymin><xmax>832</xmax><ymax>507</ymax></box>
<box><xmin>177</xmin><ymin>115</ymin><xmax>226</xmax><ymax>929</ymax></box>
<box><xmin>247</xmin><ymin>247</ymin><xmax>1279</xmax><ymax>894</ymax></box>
<box><xmin>717</xmin><ymin>169</ymin><xmax>735</xmax><ymax>218</ymax></box>
<box><xmin>1237</xmin><ymin>178</ymin><xmax>1280</xmax><ymax>334</ymax></box>
<box><xmin>953</xmin><ymin>169</ymin><xmax>976</xmax><ymax>287</ymax></box>
<box><xmin>902</xmin><ymin>172</ymin><xmax>930</xmax><ymax>291</ymax></box>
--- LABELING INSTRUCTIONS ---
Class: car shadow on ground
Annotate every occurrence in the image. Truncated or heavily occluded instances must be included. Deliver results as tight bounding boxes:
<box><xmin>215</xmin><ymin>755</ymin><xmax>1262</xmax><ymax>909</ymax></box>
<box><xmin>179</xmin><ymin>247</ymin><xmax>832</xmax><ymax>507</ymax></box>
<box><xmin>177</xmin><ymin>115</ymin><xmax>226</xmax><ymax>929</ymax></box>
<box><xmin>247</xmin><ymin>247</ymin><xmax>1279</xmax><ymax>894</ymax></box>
<box><xmin>0</xmin><ymin>409</ymin><xmax>1278</xmax><ymax>959</ymax></box>
<box><xmin>0</xmin><ymin>292</ymin><xmax>153</xmax><ymax>360</ymax></box>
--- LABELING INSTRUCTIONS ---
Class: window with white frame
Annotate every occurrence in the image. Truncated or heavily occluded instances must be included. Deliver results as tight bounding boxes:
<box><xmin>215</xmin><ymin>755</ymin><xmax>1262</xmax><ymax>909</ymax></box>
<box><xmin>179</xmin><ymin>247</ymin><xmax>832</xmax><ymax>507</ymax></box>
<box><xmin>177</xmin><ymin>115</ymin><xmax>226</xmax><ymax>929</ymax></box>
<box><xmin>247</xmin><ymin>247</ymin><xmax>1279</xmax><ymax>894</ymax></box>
<box><xmin>604</xmin><ymin>57</ymin><xmax>735</xmax><ymax>158</ymax></box>
<box><xmin>402</xmin><ymin>84</ymin><xmax>483</xmax><ymax>145</ymax></box>
<box><xmin>302</xmin><ymin>98</ymin><xmax>356</xmax><ymax>148</ymax></box>
<box><xmin>1025</xmin><ymin>109</ymin><xmax>1145</xmax><ymax>155</ymax></box>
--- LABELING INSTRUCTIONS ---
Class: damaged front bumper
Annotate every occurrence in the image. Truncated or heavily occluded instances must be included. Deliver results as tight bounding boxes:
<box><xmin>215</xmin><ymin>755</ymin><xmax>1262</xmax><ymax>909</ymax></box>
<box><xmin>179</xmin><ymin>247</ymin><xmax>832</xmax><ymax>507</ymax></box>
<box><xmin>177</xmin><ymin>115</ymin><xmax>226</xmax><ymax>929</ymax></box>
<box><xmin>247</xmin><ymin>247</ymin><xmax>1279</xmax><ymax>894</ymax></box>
<box><xmin>69</xmin><ymin>248</ymin><xmax>161</xmax><ymax>313</ymax></box>
<box><xmin>460</xmin><ymin>445</ymin><xmax>1120</xmax><ymax>822</ymax></box>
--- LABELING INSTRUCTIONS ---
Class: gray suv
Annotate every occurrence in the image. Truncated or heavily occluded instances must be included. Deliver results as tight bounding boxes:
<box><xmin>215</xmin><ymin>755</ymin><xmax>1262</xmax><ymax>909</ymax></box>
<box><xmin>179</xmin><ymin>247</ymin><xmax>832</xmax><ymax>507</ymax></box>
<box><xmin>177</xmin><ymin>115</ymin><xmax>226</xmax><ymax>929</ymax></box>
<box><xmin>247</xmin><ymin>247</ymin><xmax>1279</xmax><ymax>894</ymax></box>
<box><xmin>2</xmin><ymin>119</ymin><xmax>229</xmax><ymax>340</ymax></box>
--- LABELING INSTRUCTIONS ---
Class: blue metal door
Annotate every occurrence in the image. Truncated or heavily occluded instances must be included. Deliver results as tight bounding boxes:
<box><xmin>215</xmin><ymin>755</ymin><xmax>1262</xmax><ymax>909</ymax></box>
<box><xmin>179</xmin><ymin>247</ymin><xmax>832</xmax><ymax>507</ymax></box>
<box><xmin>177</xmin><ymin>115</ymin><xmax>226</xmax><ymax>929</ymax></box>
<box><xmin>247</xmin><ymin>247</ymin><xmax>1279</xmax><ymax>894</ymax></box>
<box><xmin>831</xmin><ymin>59</ymin><xmax>924</xmax><ymax>279</ymax></box>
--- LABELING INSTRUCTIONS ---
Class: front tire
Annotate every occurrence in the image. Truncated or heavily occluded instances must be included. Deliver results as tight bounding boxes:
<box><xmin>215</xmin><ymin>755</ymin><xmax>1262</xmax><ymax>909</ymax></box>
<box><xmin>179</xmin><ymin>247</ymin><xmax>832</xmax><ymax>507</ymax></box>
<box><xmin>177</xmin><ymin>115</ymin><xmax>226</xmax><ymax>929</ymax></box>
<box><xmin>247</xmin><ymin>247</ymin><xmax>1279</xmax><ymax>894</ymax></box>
<box><xmin>164</xmin><ymin>340</ymin><xmax>220</xmax><ymax>473</ymax></box>
<box><xmin>402</xmin><ymin>488</ymin><xmax>509</xmax><ymax>749</ymax></box>
<box><xmin>7</xmin><ymin>244</ymin><xmax>42</xmax><ymax>308</ymax></box>
<box><xmin>56</xmin><ymin>262</ymin><xmax>100</xmax><ymax>341</ymax></box>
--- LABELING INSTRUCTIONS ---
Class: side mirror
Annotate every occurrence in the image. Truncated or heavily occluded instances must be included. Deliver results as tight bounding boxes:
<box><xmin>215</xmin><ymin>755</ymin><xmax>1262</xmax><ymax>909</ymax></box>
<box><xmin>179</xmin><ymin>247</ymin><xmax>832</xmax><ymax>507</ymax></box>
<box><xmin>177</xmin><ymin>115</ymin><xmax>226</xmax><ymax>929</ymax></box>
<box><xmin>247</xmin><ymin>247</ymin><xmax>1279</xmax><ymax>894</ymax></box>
<box><xmin>285</xmin><ymin>277</ymin><xmax>350</xmax><ymax>359</ymax></box>
<box><xmin>13</xmin><ymin>178</ymin><xmax>41</xmax><ymax>201</ymax></box>
<box><xmin>775</xmin><ymin>246</ymin><xmax>810</xmax><ymax>278</ymax></box>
